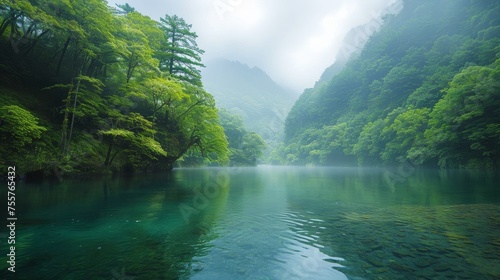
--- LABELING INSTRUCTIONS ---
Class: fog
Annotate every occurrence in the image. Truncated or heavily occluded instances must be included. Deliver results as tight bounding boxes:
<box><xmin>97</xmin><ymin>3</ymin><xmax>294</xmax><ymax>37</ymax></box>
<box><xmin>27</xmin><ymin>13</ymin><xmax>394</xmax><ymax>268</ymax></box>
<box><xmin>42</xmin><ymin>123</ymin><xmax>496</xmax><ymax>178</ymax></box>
<box><xmin>111</xmin><ymin>0</ymin><xmax>400</xmax><ymax>91</ymax></box>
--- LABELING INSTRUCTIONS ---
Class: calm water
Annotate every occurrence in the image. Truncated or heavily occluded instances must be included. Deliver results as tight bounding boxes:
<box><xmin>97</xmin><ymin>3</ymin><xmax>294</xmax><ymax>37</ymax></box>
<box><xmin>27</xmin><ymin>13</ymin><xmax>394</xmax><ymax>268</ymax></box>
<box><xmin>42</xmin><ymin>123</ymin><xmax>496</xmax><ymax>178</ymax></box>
<box><xmin>1</xmin><ymin>166</ymin><xmax>499</xmax><ymax>279</ymax></box>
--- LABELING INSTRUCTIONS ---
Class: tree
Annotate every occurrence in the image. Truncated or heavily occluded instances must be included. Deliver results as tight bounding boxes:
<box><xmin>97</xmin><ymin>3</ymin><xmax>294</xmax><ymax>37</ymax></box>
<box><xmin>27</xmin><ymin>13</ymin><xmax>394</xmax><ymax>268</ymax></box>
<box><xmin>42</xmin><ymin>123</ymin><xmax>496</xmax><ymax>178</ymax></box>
<box><xmin>424</xmin><ymin>60</ymin><xmax>500</xmax><ymax>168</ymax></box>
<box><xmin>0</xmin><ymin>105</ymin><xmax>46</xmax><ymax>149</ymax></box>
<box><xmin>142</xmin><ymin>77</ymin><xmax>187</xmax><ymax>126</ymax></box>
<box><xmin>236</xmin><ymin>132</ymin><xmax>266</xmax><ymax>165</ymax></box>
<box><xmin>44</xmin><ymin>75</ymin><xmax>106</xmax><ymax>155</ymax></box>
<box><xmin>353</xmin><ymin>119</ymin><xmax>385</xmax><ymax>165</ymax></box>
<box><xmin>0</xmin><ymin>105</ymin><xmax>46</xmax><ymax>170</ymax></box>
<box><xmin>113</xmin><ymin>11</ymin><xmax>163</xmax><ymax>84</ymax></box>
<box><xmin>219</xmin><ymin>109</ymin><xmax>266</xmax><ymax>166</ymax></box>
<box><xmin>380</xmin><ymin>107</ymin><xmax>431</xmax><ymax>164</ymax></box>
<box><xmin>158</xmin><ymin>82</ymin><xmax>228</xmax><ymax>169</ymax></box>
<box><xmin>0</xmin><ymin>0</ymin><xmax>55</xmax><ymax>55</ymax></box>
<box><xmin>219</xmin><ymin>109</ymin><xmax>246</xmax><ymax>145</ymax></box>
<box><xmin>98</xmin><ymin>112</ymin><xmax>166</xmax><ymax>168</ymax></box>
<box><xmin>114</xmin><ymin>3</ymin><xmax>135</xmax><ymax>15</ymax></box>
<box><xmin>27</xmin><ymin>0</ymin><xmax>118</xmax><ymax>78</ymax></box>
<box><xmin>158</xmin><ymin>14</ymin><xmax>204</xmax><ymax>86</ymax></box>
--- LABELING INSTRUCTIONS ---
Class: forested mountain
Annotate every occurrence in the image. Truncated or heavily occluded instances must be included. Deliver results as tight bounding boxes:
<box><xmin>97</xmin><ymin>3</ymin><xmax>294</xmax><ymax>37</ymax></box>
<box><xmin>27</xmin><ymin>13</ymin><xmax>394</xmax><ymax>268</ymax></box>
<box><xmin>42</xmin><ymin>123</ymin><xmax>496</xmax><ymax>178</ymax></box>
<box><xmin>202</xmin><ymin>59</ymin><xmax>298</xmax><ymax>159</ymax></box>
<box><xmin>314</xmin><ymin>0</ymin><xmax>403</xmax><ymax>89</ymax></box>
<box><xmin>0</xmin><ymin>1</ymin><xmax>250</xmax><ymax>177</ymax></box>
<box><xmin>278</xmin><ymin>0</ymin><xmax>500</xmax><ymax>169</ymax></box>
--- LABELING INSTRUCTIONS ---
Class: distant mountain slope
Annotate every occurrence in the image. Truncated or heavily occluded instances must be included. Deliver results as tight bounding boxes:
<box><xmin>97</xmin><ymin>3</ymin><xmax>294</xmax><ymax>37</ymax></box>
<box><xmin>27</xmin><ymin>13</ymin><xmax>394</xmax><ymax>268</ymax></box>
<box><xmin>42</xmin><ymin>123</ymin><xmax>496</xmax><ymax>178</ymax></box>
<box><xmin>314</xmin><ymin>0</ymin><xmax>403</xmax><ymax>89</ymax></box>
<box><xmin>202</xmin><ymin>59</ymin><xmax>298</xmax><ymax>158</ymax></box>
<box><xmin>281</xmin><ymin>0</ymin><xmax>500</xmax><ymax>168</ymax></box>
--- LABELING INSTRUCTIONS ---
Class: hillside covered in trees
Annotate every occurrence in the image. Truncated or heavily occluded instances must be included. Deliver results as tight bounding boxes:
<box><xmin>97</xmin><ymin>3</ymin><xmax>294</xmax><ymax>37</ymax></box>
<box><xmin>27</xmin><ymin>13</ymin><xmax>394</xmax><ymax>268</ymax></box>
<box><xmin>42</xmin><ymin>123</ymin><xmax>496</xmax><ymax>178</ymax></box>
<box><xmin>1</xmin><ymin>0</ymin><xmax>498</xmax><ymax>176</ymax></box>
<box><xmin>0</xmin><ymin>0</ymin><xmax>265</xmax><ymax>178</ymax></box>
<box><xmin>277</xmin><ymin>0</ymin><xmax>500</xmax><ymax>169</ymax></box>
<box><xmin>202</xmin><ymin>59</ymin><xmax>297</xmax><ymax>160</ymax></box>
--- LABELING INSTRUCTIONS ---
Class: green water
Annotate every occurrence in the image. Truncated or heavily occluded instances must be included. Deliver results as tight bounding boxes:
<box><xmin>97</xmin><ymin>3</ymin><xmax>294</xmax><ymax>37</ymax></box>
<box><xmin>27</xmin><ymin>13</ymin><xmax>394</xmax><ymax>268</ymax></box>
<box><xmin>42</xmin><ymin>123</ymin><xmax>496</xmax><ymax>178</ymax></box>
<box><xmin>1</xmin><ymin>166</ymin><xmax>499</xmax><ymax>279</ymax></box>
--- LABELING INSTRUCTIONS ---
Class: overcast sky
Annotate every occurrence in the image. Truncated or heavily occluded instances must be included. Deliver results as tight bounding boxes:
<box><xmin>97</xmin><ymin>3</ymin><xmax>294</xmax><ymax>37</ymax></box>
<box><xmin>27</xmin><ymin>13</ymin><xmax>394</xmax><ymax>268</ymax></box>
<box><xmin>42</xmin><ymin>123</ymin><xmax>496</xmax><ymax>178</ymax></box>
<box><xmin>110</xmin><ymin>0</ymin><xmax>400</xmax><ymax>92</ymax></box>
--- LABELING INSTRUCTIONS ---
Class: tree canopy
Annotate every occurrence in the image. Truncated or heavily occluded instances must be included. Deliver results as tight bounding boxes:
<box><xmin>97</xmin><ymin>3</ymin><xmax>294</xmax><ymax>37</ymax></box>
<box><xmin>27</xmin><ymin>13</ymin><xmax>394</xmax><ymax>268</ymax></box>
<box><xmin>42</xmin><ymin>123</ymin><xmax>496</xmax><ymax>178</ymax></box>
<box><xmin>158</xmin><ymin>14</ymin><xmax>205</xmax><ymax>86</ymax></box>
<box><xmin>0</xmin><ymin>1</ymin><xmax>238</xmax><ymax>176</ymax></box>
<box><xmin>218</xmin><ymin>109</ymin><xmax>266</xmax><ymax>166</ymax></box>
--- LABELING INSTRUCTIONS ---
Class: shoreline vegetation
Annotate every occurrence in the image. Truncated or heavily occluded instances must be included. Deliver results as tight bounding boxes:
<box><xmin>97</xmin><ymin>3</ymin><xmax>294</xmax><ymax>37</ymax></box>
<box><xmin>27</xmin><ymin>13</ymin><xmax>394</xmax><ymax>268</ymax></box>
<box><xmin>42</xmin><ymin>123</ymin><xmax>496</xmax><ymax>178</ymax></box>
<box><xmin>0</xmin><ymin>1</ymin><xmax>266</xmax><ymax>180</ymax></box>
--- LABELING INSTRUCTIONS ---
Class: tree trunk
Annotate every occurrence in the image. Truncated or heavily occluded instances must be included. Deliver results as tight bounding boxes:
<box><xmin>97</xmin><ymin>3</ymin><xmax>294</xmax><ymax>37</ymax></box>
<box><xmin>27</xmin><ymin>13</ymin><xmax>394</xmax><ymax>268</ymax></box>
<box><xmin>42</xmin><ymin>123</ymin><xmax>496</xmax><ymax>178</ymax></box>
<box><xmin>66</xmin><ymin>74</ymin><xmax>82</xmax><ymax>154</ymax></box>
<box><xmin>56</xmin><ymin>36</ymin><xmax>71</xmax><ymax>75</ymax></box>
<box><xmin>60</xmin><ymin>82</ymin><xmax>74</xmax><ymax>154</ymax></box>
<box><xmin>126</xmin><ymin>53</ymin><xmax>137</xmax><ymax>83</ymax></box>
<box><xmin>168</xmin><ymin>28</ymin><xmax>176</xmax><ymax>74</ymax></box>
<box><xmin>104</xmin><ymin>142</ymin><xmax>113</xmax><ymax>166</ymax></box>
<box><xmin>108</xmin><ymin>149</ymin><xmax>121</xmax><ymax>166</ymax></box>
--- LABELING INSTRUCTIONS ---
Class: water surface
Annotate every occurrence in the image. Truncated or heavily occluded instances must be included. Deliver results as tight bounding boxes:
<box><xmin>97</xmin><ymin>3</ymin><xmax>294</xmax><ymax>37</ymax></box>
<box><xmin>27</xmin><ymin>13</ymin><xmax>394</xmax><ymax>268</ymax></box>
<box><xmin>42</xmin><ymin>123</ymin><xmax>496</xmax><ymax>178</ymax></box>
<box><xmin>1</xmin><ymin>166</ymin><xmax>499</xmax><ymax>279</ymax></box>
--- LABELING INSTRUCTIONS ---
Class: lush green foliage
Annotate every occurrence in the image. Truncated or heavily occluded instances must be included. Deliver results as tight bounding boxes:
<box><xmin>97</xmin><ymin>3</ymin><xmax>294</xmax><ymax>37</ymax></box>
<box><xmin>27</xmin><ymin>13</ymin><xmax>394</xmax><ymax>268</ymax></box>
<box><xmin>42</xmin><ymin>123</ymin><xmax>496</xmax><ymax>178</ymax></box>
<box><xmin>280</xmin><ymin>0</ymin><xmax>500</xmax><ymax>169</ymax></box>
<box><xmin>0</xmin><ymin>1</ymin><xmax>230</xmax><ymax>176</ymax></box>
<box><xmin>424</xmin><ymin>61</ymin><xmax>500</xmax><ymax>168</ymax></box>
<box><xmin>218</xmin><ymin>109</ymin><xmax>266</xmax><ymax>166</ymax></box>
<box><xmin>0</xmin><ymin>105</ymin><xmax>47</xmax><ymax>171</ymax></box>
<box><xmin>177</xmin><ymin>109</ymin><xmax>266</xmax><ymax>167</ymax></box>
<box><xmin>158</xmin><ymin>14</ymin><xmax>204</xmax><ymax>86</ymax></box>
<box><xmin>0</xmin><ymin>105</ymin><xmax>45</xmax><ymax>147</ymax></box>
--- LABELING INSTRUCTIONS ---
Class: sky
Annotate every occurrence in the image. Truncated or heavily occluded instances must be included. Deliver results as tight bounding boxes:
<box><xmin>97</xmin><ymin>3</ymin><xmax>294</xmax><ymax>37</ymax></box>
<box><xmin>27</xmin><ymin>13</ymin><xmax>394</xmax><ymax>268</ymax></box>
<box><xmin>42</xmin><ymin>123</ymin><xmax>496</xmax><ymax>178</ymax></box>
<box><xmin>110</xmin><ymin>0</ymin><xmax>401</xmax><ymax>92</ymax></box>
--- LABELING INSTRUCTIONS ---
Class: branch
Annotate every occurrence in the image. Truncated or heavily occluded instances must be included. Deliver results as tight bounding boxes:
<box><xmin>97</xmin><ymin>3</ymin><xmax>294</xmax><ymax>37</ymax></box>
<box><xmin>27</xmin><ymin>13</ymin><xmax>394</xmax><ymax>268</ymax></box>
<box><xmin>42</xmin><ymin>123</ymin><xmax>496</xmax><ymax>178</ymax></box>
<box><xmin>176</xmin><ymin>99</ymin><xmax>203</xmax><ymax>119</ymax></box>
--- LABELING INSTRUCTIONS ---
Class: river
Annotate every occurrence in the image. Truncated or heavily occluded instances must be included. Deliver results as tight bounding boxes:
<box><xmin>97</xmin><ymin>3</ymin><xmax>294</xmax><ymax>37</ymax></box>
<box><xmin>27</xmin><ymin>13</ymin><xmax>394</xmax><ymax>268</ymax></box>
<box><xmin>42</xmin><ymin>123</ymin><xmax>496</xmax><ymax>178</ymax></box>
<box><xmin>1</xmin><ymin>166</ymin><xmax>499</xmax><ymax>279</ymax></box>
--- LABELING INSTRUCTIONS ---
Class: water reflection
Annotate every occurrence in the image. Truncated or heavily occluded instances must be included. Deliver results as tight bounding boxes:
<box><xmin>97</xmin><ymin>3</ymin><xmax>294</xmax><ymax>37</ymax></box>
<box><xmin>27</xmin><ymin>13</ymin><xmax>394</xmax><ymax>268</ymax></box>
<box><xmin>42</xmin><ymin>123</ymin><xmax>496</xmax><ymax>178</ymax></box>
<box><xmin>0</xmin><ymin>171</ymin><xmax>228</xmax><ymax>279</ymax></box>
<box><xmin>189</xmin><ymin>167</ymin><xmax>348</xmax><ymax>280</ymax></box>
<box><xmin>0</xmin><ymin>167</ymin><xmax>498</xmax><ymax>279</ymax></box>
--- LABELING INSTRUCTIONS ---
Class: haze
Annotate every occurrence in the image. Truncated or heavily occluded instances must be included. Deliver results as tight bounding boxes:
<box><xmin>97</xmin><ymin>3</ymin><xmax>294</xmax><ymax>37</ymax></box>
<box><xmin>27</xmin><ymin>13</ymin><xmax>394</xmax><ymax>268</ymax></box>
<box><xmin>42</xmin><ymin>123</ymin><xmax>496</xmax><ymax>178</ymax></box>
<box><xmin>111</xmin><ymin>0</ymin><xmax>400</xmax><ymax>92</ymax></box>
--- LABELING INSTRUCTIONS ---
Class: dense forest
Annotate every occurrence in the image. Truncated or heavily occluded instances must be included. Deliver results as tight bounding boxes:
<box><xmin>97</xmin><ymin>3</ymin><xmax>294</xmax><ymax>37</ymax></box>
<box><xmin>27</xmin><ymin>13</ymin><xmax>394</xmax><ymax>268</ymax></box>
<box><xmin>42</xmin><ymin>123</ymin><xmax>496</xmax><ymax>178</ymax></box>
<box><xmin>0</xmin><ymin>0</ymin><xmax>266</xmax><ymax>178</ymax></box>
<box><xmin>1</xmin><ymin>0</ymin><xmax>499</xmax><ymax>177</ymax></box>
<box><xmin>277</xmin><ymin>0</ymin><xmax>500</xmax><ymax>169</ymax></box>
